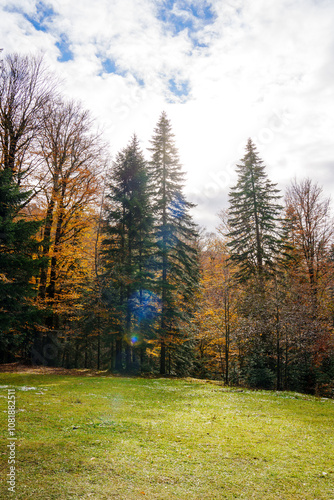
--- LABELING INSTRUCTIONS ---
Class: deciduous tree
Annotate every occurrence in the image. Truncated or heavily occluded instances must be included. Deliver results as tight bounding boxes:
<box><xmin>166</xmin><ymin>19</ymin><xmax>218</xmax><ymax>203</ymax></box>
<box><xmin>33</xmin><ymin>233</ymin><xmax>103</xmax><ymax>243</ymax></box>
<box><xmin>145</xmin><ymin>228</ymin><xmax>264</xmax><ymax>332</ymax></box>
<box><xmin>33</xmin><ymin>98</ymin><xmax>103</xmax><ymax>365</ymax></box>
<box><xmin>193</xmin><ymin>233</ymin><xmax>239</xmax><ymax>383</ymax></box>
<box><xmin>0</xmin><ymin>52</ymin><xmax>55</xmax><ymax>360</ymax></box>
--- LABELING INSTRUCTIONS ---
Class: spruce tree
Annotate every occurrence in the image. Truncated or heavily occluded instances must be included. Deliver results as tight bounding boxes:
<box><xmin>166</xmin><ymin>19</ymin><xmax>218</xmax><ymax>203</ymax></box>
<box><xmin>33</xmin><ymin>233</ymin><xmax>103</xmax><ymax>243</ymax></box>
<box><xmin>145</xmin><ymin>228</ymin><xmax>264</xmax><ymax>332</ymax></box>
<box><xmin>148</xmin><ymin>112</ymin><xmax>199</xmax><ymax>375</ymax></box>
<box><xmin>0</xmin><ymin>167</ymin><xmax>43</xmax><ymax>361</ymax></box>
<box><xmin>227</xmin><ymin>139</ymin><xmax>284</xmax><ymax>389</ymax></box>
<box><xmin>227</xmin><ymin>139</ymin><xmax>283</xmax><ymax>283</ymax></box>
<box><xmin>102</xmin><ymin>135</ymin><xmax>154</xmax><ymax>372</ymax></box>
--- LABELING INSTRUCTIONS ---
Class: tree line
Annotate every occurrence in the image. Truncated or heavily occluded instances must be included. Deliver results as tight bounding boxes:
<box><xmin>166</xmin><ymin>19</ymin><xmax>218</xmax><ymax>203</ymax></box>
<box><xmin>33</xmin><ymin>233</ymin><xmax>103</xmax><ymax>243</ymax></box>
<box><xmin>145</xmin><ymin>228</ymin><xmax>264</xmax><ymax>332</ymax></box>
<box><xmin>195</xmin><ymin>141</ymin><xmax>334</xmax><ymax>395</ymax></box>
<box><xmin>0</xmin><ymin>53</ymin><xmax>333</xmax><ymax>395</ymax></box>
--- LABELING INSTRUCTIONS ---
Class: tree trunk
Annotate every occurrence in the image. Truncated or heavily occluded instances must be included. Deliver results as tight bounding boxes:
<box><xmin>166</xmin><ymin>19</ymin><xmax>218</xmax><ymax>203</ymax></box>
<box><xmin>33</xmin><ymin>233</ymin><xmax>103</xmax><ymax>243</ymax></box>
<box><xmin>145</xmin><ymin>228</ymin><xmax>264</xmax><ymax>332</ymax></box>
<box><xmin>160</xmin><ymin>340</ymin><xmax>166</xmax><ymax>375</ymax></box>
<box><xmin>110</xmin><ymin>336</ymin><xmax>114</xmax><ymax>372</ymax></box>
<box><xmin>115</xmin><ymin>337</ymin><xmax>123</xmax><ymax>371</ymax></box>
<box><xmin>97</xmin><ymin>321</ymin><xmax>100</xmax><ymax>371</ymax></box>
<box><xmin>125</xmin><ymin>344</ymin><xmax>132</xmax><ymax>372</ymax></box>
<box><xmin>276</xmin><ymin>332</ymin><xmax>281</xmax><ymax>390</ymax></box>
<box><xmin>38</xmin><ymin>177</ymin><xmax>59</xmax><ymax>299</ymax></box>
<box><xmin>224</xmin><ymin>292</ymin><xmax>230</xmax><ymax>385</ymax></box>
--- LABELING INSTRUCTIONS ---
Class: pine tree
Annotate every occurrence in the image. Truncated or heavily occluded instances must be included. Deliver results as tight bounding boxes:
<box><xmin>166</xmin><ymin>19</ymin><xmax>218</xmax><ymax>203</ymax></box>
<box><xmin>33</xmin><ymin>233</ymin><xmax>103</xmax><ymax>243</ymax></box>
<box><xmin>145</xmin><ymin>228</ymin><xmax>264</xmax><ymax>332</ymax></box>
<box><xmin>227</xmin><ymin>139</ymin><xmax>283</xmax><ymax>284</ymax></box>
<box><xmin>102</xmin><ymin>135</ymin><xmax>154</xmax><ymax>372</ymax></box>
<box><xmin>148</xmin><ymin>112</ymin><xmax>199</xmax><ymax>375</ymax></box>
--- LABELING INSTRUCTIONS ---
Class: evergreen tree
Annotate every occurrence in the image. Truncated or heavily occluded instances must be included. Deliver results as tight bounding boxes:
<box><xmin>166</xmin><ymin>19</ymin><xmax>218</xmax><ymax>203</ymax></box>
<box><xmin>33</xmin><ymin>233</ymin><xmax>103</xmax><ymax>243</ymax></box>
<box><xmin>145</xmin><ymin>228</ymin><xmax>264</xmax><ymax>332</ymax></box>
<box><xmin>0</xmin><ymin>52</ymin><xmax>54</xmax><ymax>362</ymax></box>
<box><xmin>227</xmin><ymin>139</ymin><xmax>285</xmax><ymax>388</ymax></box>
<box><xmin>102</xmin><ymin>135</ymin><xmax>154</xmax><ymax>372</ymax></box>
<box><xmin>0</xmin><ymin>167</ymin><xmax>43</xmax><ymax>361</ymax></box>
<box><xmin>148</xmin><ymin>112</ymin><xmax>199</xmax><ymax>375</ymax></box>
<box><xmin>227</xmin><ymin>139</ymin><xmax>283</xmax><ymax>283</ymax></box>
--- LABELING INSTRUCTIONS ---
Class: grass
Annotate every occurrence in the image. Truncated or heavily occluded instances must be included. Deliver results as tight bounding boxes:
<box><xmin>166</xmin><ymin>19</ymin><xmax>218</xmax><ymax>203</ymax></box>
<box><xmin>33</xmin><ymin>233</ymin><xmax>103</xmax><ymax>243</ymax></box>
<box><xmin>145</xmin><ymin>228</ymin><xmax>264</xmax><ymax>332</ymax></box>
<box><xmin>0</xmin><ymin>372</ymin><xmax>334</xmax><ymax>499</ymax></box>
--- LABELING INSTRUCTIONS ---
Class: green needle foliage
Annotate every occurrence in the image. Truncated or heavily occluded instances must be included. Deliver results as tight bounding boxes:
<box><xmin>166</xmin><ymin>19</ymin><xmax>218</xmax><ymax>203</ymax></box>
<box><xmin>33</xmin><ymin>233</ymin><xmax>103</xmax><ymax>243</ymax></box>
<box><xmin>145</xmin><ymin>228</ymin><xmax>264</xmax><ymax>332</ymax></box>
<box><xmin>0</xmin><ymin>168</ymin><xmax>44</xmax><ymax>360</ymax></box>
<box><xmin>148</xmin><ymin>112</ymin><xmax>199</xmax><ymax>375</ymax></box>
<box><xmin>227</xmin><ymin>139</ymin><xmax>283</xmax><ymax>284</ymax></box>
<box><xmin>102</xmin><ymin>135</ymin><xmax>155</xmax><ymax>372</ymax></box>
<box><xmin>0</xmin><ymin>53</ymin><xmax>53</xmax><ymax>361</ymax></box>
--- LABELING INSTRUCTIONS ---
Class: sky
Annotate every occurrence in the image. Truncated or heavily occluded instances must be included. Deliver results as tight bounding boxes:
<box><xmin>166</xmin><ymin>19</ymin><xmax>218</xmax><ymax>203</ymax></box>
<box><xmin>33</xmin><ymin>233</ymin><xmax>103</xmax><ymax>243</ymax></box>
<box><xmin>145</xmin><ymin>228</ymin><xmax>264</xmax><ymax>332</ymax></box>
<box><xmin>1</xmin><ymin>0</ymin><xmax>334</xmax><ymax>231</ymax></box>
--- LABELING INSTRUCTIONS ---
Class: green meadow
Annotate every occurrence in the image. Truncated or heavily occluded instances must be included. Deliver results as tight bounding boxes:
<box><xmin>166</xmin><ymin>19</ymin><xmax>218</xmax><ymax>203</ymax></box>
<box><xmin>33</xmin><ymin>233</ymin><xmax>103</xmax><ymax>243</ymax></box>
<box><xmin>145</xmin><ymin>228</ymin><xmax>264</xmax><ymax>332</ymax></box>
<box><xmin>0</xmin><ymin>373</ymin><xmax>333</xmax><ymax>499</ymax></box>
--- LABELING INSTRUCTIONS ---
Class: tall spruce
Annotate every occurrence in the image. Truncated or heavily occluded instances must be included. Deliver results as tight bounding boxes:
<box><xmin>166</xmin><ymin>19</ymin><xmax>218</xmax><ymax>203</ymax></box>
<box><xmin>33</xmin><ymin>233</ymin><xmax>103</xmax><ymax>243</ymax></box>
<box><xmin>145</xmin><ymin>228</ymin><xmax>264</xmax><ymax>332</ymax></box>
<box><xmin>102</xmin><ymin>135</ymin><xmax>154</xmax><ymax>372</ymax></box>
<box><xmin>149</xmin><ymin>112</ymin><xmax>199</xmax><ymax>375</ymax></box>
<box><xmin>227</xmin><ymin>139</ymin><xmax>283</xmax><ymax>284</ymax></box>
<box><xmin>227</xmin><ymin>139</ymin><xmax>285</xmax><ymax>390</ymax></box>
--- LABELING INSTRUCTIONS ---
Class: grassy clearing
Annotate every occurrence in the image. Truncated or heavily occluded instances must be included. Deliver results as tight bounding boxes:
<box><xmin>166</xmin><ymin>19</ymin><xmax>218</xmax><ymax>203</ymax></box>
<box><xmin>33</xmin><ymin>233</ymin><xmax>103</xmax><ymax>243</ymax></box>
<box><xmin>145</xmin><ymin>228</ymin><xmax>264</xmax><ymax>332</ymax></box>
<box><xmin>0</xmin><ymin>372</ymin><xmax>333</xmax><ymax>499</ymax></box>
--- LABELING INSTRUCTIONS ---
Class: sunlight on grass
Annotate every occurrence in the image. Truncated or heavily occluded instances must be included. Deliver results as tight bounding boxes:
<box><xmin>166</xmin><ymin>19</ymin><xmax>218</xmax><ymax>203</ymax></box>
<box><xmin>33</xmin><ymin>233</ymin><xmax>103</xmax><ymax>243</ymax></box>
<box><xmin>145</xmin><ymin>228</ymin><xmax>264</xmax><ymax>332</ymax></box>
<box><xmin>0</xmin><ymin>374</ymin><xmax>333</xmax><ymax>499</ymax></box>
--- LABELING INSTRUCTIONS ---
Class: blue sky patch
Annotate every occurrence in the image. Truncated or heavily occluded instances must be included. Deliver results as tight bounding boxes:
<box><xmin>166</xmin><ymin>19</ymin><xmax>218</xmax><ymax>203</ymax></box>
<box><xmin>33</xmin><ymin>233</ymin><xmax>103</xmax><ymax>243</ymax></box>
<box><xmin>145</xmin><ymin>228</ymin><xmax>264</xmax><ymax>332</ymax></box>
<box><xmin>5</xmin><ymin>3</ymin><xmax>73</xmax><ymax>63</ymax></box>
<box><xmin>56</xmin><ymin>36</ymin><xmax>73</xmax><ymax>62</ymax></box>
<box><xmin>135</xmin><ymin>77</ymin><xmax>145</xmax><ymax>87</ymax></box>
<box><xmin>99</xmin><ymin>57</ymin><xmax>145</xmax><ymax>84</ymax></box>
<box><xmin>168</xmin><ymin>78</ymin><xmax>190</xmax><ymax>100</ymax></box>
<box><xmin>101</xmin><ymin>58</ymin><xmax>117</xmax><ymax>74</ymax></box>
<box><xmin>189</xmin><ymin>3</ymin><xmax>216</xmax><ymax>23</ymax></box>
<box><xmin>23</xmin><ymin>2</ymin><xmax>56</xmax><ymax>33</ymax></box>
<box><xmin>157</xmin><ymin>0</ymin><xmax>216</xmax><ymax>36</ymax></box>
<box><xmin>99</xmin><ymin>57</ymin><xmax>129</xmax><ymax>78</ymax></box>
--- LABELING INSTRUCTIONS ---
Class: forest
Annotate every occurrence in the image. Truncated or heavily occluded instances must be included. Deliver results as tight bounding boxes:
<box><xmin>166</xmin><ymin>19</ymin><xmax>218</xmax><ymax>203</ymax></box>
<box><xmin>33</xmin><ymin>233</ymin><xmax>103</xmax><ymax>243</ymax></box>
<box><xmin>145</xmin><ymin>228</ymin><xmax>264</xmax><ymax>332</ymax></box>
<box><xmin>1</xmin><ymin>52</ymin><xmax>334</xmax><ymax>397</ymax></box>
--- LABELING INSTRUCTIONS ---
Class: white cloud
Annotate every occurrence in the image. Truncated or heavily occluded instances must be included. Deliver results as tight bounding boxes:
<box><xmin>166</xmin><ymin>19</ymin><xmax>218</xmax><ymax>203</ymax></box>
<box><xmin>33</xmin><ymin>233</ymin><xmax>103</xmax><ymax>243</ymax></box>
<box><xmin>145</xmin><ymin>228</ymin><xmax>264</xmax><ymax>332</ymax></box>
<box><xmin>1</xmin><ymin>0</ymin><xmax>334</xmax><ymax>229</ymax></box>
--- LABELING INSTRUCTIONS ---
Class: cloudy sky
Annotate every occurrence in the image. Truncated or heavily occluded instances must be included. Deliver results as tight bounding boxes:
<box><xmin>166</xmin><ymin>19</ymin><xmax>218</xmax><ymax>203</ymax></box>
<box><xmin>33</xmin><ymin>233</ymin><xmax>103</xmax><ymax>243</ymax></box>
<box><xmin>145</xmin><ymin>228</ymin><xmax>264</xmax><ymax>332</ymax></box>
<box><xmin>1</xmin><ymin>0</ymin><xmax>334</xmax><ymax>230</ymax></box>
